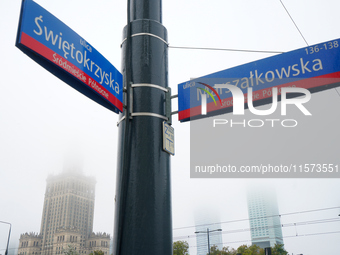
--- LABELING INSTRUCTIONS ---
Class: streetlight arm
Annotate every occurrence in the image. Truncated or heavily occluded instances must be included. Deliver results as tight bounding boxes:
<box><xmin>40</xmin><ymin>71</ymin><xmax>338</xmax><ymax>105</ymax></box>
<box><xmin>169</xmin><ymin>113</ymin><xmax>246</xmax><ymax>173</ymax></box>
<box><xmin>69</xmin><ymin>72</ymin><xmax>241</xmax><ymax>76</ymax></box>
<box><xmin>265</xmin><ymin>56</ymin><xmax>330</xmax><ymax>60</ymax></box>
<box><xmin>0</xmin><ymin>221</ymin><xmax>12</xmax><ymax>255</ymax></box>
<box><xmin>194</xmin><ymin>228</ymin><xmax>222</xmax><ymax>255</ymax></box>
<box><xmin>194</xmin><ymin>228</ymin><xmax>222</xmax><ymax>234</ymax></box>
<box><xmin>211</xmin><ymin>229</ymin><xmax>222</xmax><ymax>232</ymax></box>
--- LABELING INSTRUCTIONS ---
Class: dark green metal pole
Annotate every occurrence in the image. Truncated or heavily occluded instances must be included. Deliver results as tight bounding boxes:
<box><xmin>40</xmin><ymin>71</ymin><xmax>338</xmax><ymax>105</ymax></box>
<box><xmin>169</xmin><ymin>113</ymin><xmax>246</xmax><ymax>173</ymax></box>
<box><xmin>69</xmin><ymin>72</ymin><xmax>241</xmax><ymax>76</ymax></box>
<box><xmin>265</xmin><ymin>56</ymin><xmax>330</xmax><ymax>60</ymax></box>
<box><xmin>113</xmin><ymin>0</ymin><xmax>172</xmax><ymax>254</ymax></box>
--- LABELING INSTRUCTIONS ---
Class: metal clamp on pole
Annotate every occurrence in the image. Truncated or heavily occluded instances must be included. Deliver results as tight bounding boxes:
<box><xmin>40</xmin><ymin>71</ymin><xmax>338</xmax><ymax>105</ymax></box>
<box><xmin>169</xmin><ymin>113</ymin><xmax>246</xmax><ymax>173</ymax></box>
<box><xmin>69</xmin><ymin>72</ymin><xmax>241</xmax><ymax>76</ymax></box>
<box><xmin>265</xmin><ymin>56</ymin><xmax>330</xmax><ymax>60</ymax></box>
<box><xmin>128</xmin><ymin>83</ymin><xmax>170</xmax><ymax>122</ymax></box>
<box><xmin>131</xmin><ymin>83</ymin><xmax>168</xmax><ymax>92</ymax></box>
<box><xmin>165</xmin><ymin>87</ymin><xmax>172</xmax><ymax>125</ymax></box>
<box><xmin>130</xmin><ymin>112</ymin><xmax>168</xmax><ymax>121</ymax></box>
<box><xmin>164</xmin><ymin>92</ymin><xmax>179</xmax><ymax>123</ymax></box>
<box><xmin>117</xmin><ymin>83</ymin><xmax>178</xmax><ymax>126</ymax></box>
<box><xmin>121</xmin><ymin>32</ymin><xmax>169</xmax><ymax>47</ymax></box>
<box><xmin>117</xmin><ymin>83</ymin><xmax>131</xmax><ymax>126</ymax></box>
<box><xmin>117</xmin><ymin>83</ymin><xmax>173</xmax><ymax>125</ymax></box>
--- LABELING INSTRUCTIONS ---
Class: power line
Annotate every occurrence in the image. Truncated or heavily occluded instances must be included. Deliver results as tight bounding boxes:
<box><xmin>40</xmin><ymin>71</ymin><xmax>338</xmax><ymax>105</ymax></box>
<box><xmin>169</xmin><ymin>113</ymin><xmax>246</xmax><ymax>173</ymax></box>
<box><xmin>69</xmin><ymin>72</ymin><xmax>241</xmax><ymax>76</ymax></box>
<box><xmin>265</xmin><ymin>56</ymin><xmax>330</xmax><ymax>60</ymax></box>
<box><xmin>4</xmin><ymin>228</ymin><xmax>340</xmax><ymax>253</ymax></box>
<box><xmin>173</xmin><ymin>217</ymin><xmax>340</xmax><ymax>240</ymax></box>
<box><xmin>279</xmin><ymin>0</ymin><xmax>309</xmax><ymax>46</ymax></box>
<box><xmin>4</xmin><ymin>216</ymin><xmax>339</xmax><ymax>252</ymax></box>
<box><xmin>169</xmin><ymin>45</ymin><xmax>284</xmax><ymax>54</ymax></box>
<box><xmin>188</xmin><ymin>230</ymin><xmax>340</xmax><ymax>249</ymax></box>
<box><xmin>335</xmin><ymin>88</ymin><xmax>340</xmax><ymax>97</ymax></box>
<box><xmin>173</xmin><ymin>206</ymin><xmax>340</xmax><ymax>231</ymax></box>
<box><xmin>169</xmin><ymin>1</ymin><xmax>310</xmax><ymax>54</ymax></box>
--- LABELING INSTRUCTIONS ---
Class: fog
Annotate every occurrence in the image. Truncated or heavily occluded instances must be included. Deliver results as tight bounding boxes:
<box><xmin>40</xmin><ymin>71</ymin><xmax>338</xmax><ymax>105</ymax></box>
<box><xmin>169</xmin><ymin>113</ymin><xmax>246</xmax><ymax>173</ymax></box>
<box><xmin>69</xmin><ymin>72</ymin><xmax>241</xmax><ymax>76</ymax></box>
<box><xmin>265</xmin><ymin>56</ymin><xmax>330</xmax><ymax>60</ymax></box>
<box><xmin>1</xmin><ymin>1</ymin><xmax>340</xmax><ymax>255</ymax></box>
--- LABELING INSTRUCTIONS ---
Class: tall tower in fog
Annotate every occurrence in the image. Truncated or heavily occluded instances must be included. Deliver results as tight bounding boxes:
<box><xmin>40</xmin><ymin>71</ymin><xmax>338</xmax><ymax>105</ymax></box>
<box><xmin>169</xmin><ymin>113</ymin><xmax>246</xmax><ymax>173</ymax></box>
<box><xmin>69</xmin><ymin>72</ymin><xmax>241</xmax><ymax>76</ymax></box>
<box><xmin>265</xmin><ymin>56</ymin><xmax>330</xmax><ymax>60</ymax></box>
<box><xmin>40</xmin><ymin>171</ymin><xmax>96</xmax><ymax>254</ymax></box>
<box><xmin>17</xmin><ymin>171</ymin><xmax>110</xmax><ymax>255</ymax></box>
<box><xmin>247</xmin><ymin>186</ymin><xmax>284</xmax><ymax>249</ymax></box>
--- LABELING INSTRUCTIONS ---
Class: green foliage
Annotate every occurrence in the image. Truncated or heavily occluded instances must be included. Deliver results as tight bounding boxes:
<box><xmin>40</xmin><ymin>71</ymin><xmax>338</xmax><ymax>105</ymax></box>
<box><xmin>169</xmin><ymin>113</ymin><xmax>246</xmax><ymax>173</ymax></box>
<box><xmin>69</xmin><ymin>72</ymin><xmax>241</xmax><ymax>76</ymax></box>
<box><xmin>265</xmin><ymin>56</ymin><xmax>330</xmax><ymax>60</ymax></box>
<box><xmin>217</xmin><ymin>243</ymin><xmax>288</xmax><ymax>255</ymax></box>
<box><xmin>173</xmin><ymin>240</ymin><xmax>189</xmax><ymax>255</ymax></box>
<box><xmin>236</xmin><ymin>244</ymin><xmax>249</xmax><ymax>254</ymax></box>
<box><xmin>208</xmin><ymin>245</ymin><xmax>223</xmax><ymax>255</ymax></box>
<box><xmin>89</xmin><ymin>251</ymin><xmax>105</xmax><ymax>255</ymax></box>
<box><xmin>207</xmin><ymin>244</ymin><xmax>237</xmax><ymax>255</ymax></box>
<box><xmin>207</xmin><ymin>244</ymin><xmax>266</xmax><ymax>255</ymax></box>
<box><xmin>174</xmin><ymin>240</ymin><xmax>288</xmax><ymax>255</ymax></box>
<box><xmin>221</xmin><ymin>246</ymin><xmax>238</xmax><ymax>255</ymax></box>
<box><xmin>62</xmin><ymin>245</ymin><xmax>79</xmax><ymax>255</ymax></box>
<box><xmin>271</xmin><ymin>244</ymin><xmax>288</xmax><ymax>255</ymax></box>
<box><xmin>235</xmin><ymin>244</ymin><xmax>264</xmax><ymax>255</ymax></box>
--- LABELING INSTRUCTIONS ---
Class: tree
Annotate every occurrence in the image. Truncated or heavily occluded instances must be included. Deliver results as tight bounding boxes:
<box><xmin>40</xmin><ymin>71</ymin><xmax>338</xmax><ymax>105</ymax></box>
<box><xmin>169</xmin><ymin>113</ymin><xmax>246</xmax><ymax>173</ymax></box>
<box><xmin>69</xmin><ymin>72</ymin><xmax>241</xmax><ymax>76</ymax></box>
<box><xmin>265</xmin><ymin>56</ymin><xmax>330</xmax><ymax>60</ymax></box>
<box><xmin>89</xmin><ymin>251</ymin><xmax>104</xmax><ymax>255</ymax></box>
<box><xmin>271</xmin><ymin>244</ymin><xmax>288</xmax><ymax>255</ymax></box>
<box><xmin>207</xmin><ymin>245</ymin><xmax>237</xmax><ymax>255</ymax></box>
<box><xmin>173</xmin><ymin>240</ymin><xmax>189</xmax><ymax>255</ymax></box>
<box><xmin>204</xmin><ymin>243</ymin><xmax>288</xmax><ymax>255</ymax></box>
<box><xmin>62</xmin><ymin>245</ymin><xmax>79</xmax><ymax>255</ymax></box>
<box><xmin>222</xmin><ymin>246</ymin><xmax>237</xmax><ymax>255</ymax></box>
<box><xmin>208</xmin><ymin>245</ymin><xmax>223</xmax><ymax>255</ymax></box>
<box><xmin>236</xmin><ymin>244</ymin><xmax>248</xmax><ymax>254</ymax></box>
<box><xmin>235</xmin><ymin>244</ymin><xmax>264</xmax><ymax>255</ymax></box>
<box><xmin>248</xmin><ymin>244</ymin><xmax>264</xmax><ymax>255</ymax></box>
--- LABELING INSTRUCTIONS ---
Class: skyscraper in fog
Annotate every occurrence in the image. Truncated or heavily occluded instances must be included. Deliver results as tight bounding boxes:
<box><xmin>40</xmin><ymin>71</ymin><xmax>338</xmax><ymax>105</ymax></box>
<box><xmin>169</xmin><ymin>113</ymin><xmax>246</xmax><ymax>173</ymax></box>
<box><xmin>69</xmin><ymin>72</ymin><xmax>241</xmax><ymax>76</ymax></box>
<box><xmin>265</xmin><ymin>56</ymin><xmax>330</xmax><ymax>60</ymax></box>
<box><xmin>17</xmin><ymin>171</ymin><xmax>110</xmax><ymax>255</ymax></box>
<box><xmin>247</xmin><ymin>186</ymin><xmax>284</xmax><ymax>249</ymax></box>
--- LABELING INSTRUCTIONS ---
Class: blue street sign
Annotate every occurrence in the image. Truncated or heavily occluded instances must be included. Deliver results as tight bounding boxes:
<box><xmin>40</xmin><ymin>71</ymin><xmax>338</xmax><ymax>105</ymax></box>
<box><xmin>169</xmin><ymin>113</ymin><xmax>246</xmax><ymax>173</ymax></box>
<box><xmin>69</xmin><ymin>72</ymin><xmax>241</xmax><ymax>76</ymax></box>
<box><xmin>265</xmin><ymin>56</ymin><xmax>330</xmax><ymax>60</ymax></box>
<box><xmin>178</xmin><ymin>39</ymin><xmax>340</xmax><ymax>122</ymax></box>
<box><xmin>16</xmin><ymin>0</ymin><xmax>123</xmax><ymax>113</ymax></box>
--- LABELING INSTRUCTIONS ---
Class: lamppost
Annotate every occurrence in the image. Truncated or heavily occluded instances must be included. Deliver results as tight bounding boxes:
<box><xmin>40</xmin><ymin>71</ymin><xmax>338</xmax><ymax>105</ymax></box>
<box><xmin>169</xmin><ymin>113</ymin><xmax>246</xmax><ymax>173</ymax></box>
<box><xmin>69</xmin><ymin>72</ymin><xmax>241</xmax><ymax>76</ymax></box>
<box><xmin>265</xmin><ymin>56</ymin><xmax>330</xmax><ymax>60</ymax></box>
<box><xmin>0</xmin><ymin>221</ymin><xmax>11</xmax><ymax>255</ymax></box>
<box><xmin>195</xmin><ymin>228</ymin><xmax>222</xmax><ymax>255</ymax></box>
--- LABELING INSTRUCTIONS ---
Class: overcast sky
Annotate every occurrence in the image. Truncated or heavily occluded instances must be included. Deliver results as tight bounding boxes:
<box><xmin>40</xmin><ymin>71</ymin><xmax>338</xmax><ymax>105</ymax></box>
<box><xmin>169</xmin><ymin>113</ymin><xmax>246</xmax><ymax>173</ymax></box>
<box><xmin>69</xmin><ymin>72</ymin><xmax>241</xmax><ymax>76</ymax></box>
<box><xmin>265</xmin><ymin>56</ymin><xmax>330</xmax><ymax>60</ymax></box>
<box><xmin>1</xmin><ymin>1</ymin><xmax>340</xmax><ymax>255</ymax></box>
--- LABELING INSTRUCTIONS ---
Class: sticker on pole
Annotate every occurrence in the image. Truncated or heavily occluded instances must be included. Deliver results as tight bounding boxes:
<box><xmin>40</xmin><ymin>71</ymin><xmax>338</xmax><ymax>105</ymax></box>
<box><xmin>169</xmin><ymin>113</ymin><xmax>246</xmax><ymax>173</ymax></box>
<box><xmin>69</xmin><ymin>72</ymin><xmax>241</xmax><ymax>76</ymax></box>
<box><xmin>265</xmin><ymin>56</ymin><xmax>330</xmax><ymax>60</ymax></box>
<box><xmin>16</xmin><ymin>0</ymin><xmax>123</xmax><ymax>113</ymax></box>
<box><xmin>163</xmin><ymin>122</ymin><xmax>174</xmax><ymax>155</ymax></box>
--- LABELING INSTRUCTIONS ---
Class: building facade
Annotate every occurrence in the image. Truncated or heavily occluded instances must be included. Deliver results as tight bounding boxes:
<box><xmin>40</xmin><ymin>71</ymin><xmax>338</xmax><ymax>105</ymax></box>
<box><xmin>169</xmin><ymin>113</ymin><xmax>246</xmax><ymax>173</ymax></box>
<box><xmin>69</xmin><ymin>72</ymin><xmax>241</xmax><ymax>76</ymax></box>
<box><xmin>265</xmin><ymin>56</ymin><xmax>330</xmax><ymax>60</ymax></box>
<box><xmin>18</xmin><ymin>233</ymin><xmax>42</xmax><ymax>255</ymax></box>
<box><xmin>247</xmin><ymin>186</ymin><xmax>284</xmax><ymax>249</ymax></box>
<box><xmin>17</xmin><ymin>171</ymin><xmax>110</xmax><ymax>255</ymax></box>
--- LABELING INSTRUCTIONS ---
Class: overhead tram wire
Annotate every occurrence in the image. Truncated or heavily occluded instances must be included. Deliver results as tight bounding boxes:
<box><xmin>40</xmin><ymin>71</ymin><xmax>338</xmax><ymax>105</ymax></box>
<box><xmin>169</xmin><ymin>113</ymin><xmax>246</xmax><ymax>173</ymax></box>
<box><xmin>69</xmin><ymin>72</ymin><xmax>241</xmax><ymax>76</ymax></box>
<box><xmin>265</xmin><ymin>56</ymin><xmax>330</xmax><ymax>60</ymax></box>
<box><xmin>170</xmin><ymin>1</ymin><xmax>308</xmax><ymax>53</ymax></box>
<box><xmin>186</xmin><ymin>230</ymin><xmax>340</xmax><ymax>250</ymax></box>
<box><xmin>279</xmin><ymin>0</ymin><xmax>309</xmax><ymax>46</ymax></box>
<box><xmin>335</xmin><ymin>88</ymin><xmax>340</xmax><ymax>97</ymax></box>
<box><xmin>170</xmin><ymin>2</ymin><xmax>340</xmax><ymax>97</ymax></box>
<box><xmin>173</xmin><ymin>216</ymin><xmax>340</xmax><ymax>241</ymax></box>
<box><xmin>168</xmin><ymin>45</ymin><xmax>284</xmax><ymax>54</ymax></box>
<box><xmin>168</xmin><ymin>1</ymin><xmax>307</xmax><ymax>56</ymax></box>
<box><xmin>172</xmin><ymin>206</ymin><xmax>340</xmax><ymax>231</ymax></box>
<box><xmin>174</xmin><ymin>220</ymin><xmax>340</xmax><ymax>251</ymax></box>
<box><xmin>7</xmin><ymin>219</ymin><xmax>337</xmax><ymax>254</ymax></box>
<box><xmin>7</xmin><ymin>209</ymin><xmax>338</xmax><ymax>250</ymax></box>
<box><xmin>279</xmin><ymin>0</ymin><xmax>340</xmax><ymax>97</ymax></box>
